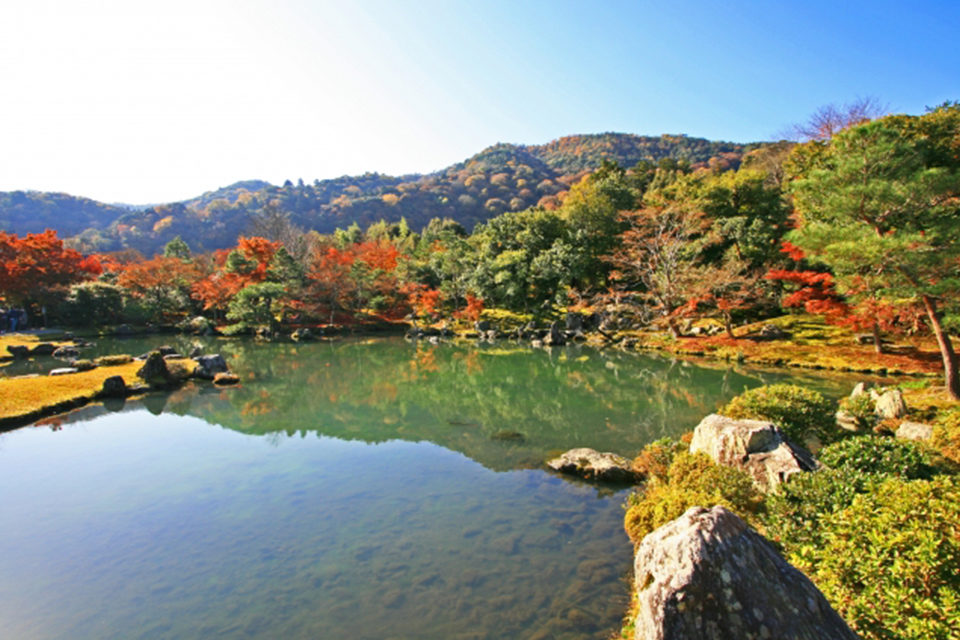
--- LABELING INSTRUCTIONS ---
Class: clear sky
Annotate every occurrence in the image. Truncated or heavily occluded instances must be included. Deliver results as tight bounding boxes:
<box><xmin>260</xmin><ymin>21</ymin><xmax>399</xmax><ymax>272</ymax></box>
<box><xmin>0</xmin><ymin>0</ymin><xmax>956</xmax><ymax>204</ymax></box>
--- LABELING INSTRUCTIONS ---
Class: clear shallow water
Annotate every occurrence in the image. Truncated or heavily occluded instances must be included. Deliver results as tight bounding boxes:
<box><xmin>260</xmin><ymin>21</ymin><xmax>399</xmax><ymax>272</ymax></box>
<box><xmin>0</xmin><ymin>337</ymin><xmax>856</xmax><ymax>639</ymax></box>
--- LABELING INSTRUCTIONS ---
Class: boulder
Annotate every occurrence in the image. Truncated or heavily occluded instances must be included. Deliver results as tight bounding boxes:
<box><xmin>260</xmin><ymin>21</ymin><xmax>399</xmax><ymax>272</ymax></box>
<box><xmin>871</xmin><ymin>388</ymin><xmax>907</xmax><ymax>419</ymax></box>
<box><xmin>546</xmin><ymin>448</ymin><xmax>638</xmax><ymax>483</ymax></box>
<box><xmin>30</xmin><ymin>342</ymin><xmax>58</xmax><ymax>356</ymax></box>
<box><xmin>180</xmin><ymin>316</ymin><xmax>213</xmax><ymax>335</ymax></box>
<box><xmin>114</xmin><ymin>324</ymin><xmax>135</xmax><ymax>336</ymax></box>
<box><xmin>193</xmin><ymin>354</ymin><xmax>228</xmax><ymax>380</ymax></box>
<box><xmin>52</xmin><ymin>346</ymin><xmax>80</xmax><ymax>359</ymax></box>
<box><xmin>757</xmin><ymin>324</ymin><xmax>790</xmax><ymax>340</ymax></box>
<box><xmin>689</xmin><ymin>414</ymin><xmax>818</xmax><ymax>493</ymax></box>
<box><xmin>213</xmin><ymin>372</ymin><xmax>240</xmax><ymax>386</ymax></box>
<box><xmin>49</xmin><ymin>367</ymin><xmax>78</xmax><ymax>376</ymax></box>
<box><xmin>896</xmin><ymin>420</ymin><xmax>934</xmax><ymax>442</ymax></box>
<box><xmin>136</xmin><ymin>352</ymin><xmax>175</xmax><ymax>388</ymax></box>
<box><xmin>850</xmin><ymin>381</ymin><xmax>872</xmax><ymax>398</ymax></box>
<box><xmin>474</xmin><ymin>320</ymin><xmax>491</xmax><ymax>333</ymax></box>
<box><xmin>632</xmin><ymin>506</ymin><xmax>858</xmax><ymax>640</ymax></box>
<box><xmin>155</xmin><ymin>345</ymin><xmax>178</xmax><ymax>357</ymax></box>
<box><xmin>162</xmin><ymin>353</ymin><xmax>185</xmax><ymax>360</ymax></box>
<box><xmin>291</xmin><ymin>327</ymin><xmax>314</xmax><ymax>342</ymax></box>
<box><xmin>70</xmin><ymin>359</ymin><xmax>97</xmax><ymax>372</ymax></box>
<box><xmin>99</xmin><ymin>375</ymin><xmax>127</xmax><ymax>398</ymax></box>
<box><xmin>544</xmin><ymin>321</ymin><xmax>566</xmax><ymax>346</ymax></box>
<box><xmin>188</xmin><ymin>344</ymin><xmax>203</xmax><ymax>358</ymax></box>
<box><xmin>565</xmin><ymin>312</ymin><xmax>583</xmax><ymax>332</ymax></box>
<box><xmin>6</xmin><ymin>345</ymin><xmax>29</xmax><ymax>359</ymax></box>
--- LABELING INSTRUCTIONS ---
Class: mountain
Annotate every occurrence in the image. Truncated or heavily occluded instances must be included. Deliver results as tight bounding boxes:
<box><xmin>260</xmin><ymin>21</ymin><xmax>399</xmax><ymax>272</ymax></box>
<box><xmin>0</xmin><ymin>133</ymin><xmax>760</xmax><ymax>254</ymax></box>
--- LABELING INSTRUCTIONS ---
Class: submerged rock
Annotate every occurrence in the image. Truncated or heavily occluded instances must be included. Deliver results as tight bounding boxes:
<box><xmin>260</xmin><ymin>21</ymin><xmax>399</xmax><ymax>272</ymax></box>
<box><xmin>213</xmin><ymin>372</ymin><xmax>240</xmax><ymax>386</ymax></box>
<box><xmin>52</xmin><ymin>346</ymin><xmax>80</xmax><ymax>359</ymax></box>
<box><xmin>291</xmin><ymin>327</ymin><xmax>314</xmax><ymax>342</ymax></box>
<box><xmin>690</xmin><ymin>414</ymin><xmax>818</xmax><ymax>492</ymax></box>
<box><xmin>546</xmin><ymin>447</ymin><xmax>638</xmax><ymax>483</ymax></box>
<box><xmin>632</xmin><ymin>506</ymin><xmax>858</xmax><ymax>640</ymax></box>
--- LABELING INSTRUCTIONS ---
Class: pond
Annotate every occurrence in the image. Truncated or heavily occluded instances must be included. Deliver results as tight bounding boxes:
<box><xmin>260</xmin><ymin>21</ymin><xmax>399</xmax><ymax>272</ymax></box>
<box><xmin>0</xmin><ymin>337</ymin><xmax>855</xmax><ymax>639</ymax></box>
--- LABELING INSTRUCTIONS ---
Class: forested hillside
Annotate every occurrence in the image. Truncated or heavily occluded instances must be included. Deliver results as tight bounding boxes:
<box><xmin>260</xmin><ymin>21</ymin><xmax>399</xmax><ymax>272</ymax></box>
<box><xmin>0</xmin><ymin>133</ymin><xmax>755</xmax><ymax>255</ymax></box>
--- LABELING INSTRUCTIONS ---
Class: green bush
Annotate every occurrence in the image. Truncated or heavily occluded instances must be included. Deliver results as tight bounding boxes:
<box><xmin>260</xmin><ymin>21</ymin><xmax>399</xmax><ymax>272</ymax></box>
<box><xmin>933</xmin><ymin>409</ymin><xmax>960</xmax><ymax>466</ymax></box>
<box><xmin>818</xmin><ymin>435</ymin><xmax>935</xmax><ymax>480</ymax></box>
<box><xmin>838</xmin><ymin>393</ymin><xmax>876</xmax><ymax>429</ymax></box>
<box><xmin>624</xmin><ymin>451</ymin><xmax>762</xmax><ymax>546</ymax></box>
<box><xmin>721</xmin><ymin>384</ymin><xmax>838</xmax><ymax>445</ymax></box>
<box><xmin>630</xmin><ymin>437</ymin><xmax>687</xmax><ymax>482</ymax></box>
<box><xmin>787</xmin><ymin>476</ymin><xmax>960</xmax><ymax>640</ymax></box>
<box><xmin>762</xmin><ymin>467</ymin><xmax>884</xmax><ymax>549</ymax></box>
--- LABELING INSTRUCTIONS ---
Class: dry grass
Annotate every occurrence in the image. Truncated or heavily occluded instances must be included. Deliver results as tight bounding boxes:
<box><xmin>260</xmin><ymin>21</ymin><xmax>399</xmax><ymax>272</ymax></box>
<box><xmin>0</xmin><ymin>358</ymin><xmax>197</xmax><ymax>423</ymax></box>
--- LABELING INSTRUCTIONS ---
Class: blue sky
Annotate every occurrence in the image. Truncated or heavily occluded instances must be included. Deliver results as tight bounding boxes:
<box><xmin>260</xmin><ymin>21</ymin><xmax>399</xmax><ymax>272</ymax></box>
<box><xmin>0</xmin><ymin>0</ymin><xmax>956</xmax><ymax>203</ymax></box>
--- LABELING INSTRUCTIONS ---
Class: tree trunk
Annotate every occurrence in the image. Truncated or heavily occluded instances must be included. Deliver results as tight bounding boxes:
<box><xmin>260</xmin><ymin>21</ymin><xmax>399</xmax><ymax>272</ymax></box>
<box><xmin>667</xmin><ymin>317</ymin><xmax>681</xmax><ymax>339</ymax></box>
<box><xmin>724</xmin><ymin>314</ymin><xmax>735</xmax><ymax>339</ymax></box>
<box><xmin>872</xmin><ymin>321</ymin><xmax>884</xmax><ymax>354</ymax></box>
<box><xmin>921</xmin><ymin>294</ymin><xmax>960</xmax><ymax>400</ymax></box>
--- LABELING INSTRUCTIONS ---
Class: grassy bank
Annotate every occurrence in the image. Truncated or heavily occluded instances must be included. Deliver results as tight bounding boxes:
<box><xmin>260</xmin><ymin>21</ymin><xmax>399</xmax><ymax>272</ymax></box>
<box><xmin>0</xmin><ymin>358</ymin><xmax>197</xmax><ymax>428</ymax></box>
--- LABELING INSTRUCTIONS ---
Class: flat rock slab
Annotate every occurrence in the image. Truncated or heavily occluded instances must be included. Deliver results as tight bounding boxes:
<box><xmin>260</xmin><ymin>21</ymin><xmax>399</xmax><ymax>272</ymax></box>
<box><xmin>546</xmin><ymin>447</ymin><xmax>638</xmax><ymax>483</ymax></box>
<box><xmin>633</xmin><ymin>506</ymin><xmax>858</xmax><ymax>640</ymax></box>
<box><xmin>49</xmin><ymin>368</ymin><xmax>79</xmax><ymax>376</ymax></box>
<box><xmin>896</xmin><ymin>421</ymin><xmax>934</xmax><ymax>442</ymax></box>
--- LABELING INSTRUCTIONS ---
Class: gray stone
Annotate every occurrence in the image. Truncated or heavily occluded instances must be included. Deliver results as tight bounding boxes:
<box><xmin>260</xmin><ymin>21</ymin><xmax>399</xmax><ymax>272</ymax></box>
<box><xmin>156</xmin><ymin>345</ymin><xmax>178</xmax><ymax>357</ymax></box>
<box><xmin>193</xmin><ymin>354</ymin><xmax>228</xmax><ymax>380</ymax></box>
<box><xmin>188</xmin><ymin>345</ymin><xmax>203</xmax><ymax>358</ymax></box>
<box><xmin>565</xmin><ymin>312</ymin><xmax>583</xmax><ymax>332</ymax></box>
<box><xmin>474</xmin><ymin>320</ymin><xmax>491</xmax><ymax>332</ymax></box>
<box><xmin>49</xmin><ymin>367</ymin><xmax>78</xmax><ymax>376</ymax></box>
<box><xmin>52</xmin><ymin>346</ymin><xmax>80</xmax><ymax>359</ymax></box>
<box><xmin>632</xmin><ymin>506</ymin><xmax>859</xmax><ymax>640</ymax></box>
<box><xmin>162</xmin><ymin>353</ymin><xmax>185</xmax><ymax>361</ymax></box>
<box><xmin>872</xmin><ymin>388</ymin><xmax>907</xmax><ymax>419</ymax></box>
<box><xmin>213</xmin><ymin>371</ymin><xmax>240</xmax><ymax>386</ymax></box>
<box><xmin>850</xmin><ymin>381</ymin><xmax>872</xmax><ymax>397</ymax></box>
<box><xmin>690</xmin><ymin>414</ymin><xmax>819</xmax><ymax>492</ymax></box>
<box><xmin>546</xmin><ymin>447</ymin><xmax>638</xmax><ymax>483</ymax></box>
<box><xmin>99</xmin><ymin>375</ymin><xmax>127</xmax><ymax>398</ymax></box>
<box><xmin>896</xmin><ymin>421</ymin><xmax>934</xmax><ymax>442</ymax></box>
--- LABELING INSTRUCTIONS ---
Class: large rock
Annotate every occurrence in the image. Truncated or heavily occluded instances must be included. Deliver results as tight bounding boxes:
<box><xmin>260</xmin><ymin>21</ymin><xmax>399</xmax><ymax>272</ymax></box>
<box><xmin>544</xmin><ymin>321</ymin><xmax>566</xmax><ymax>346</ymax></box>
<box><xmin>193</xmin><ymin>354</ymin><xmax>228</xmax><ymax>380</ymax></box>
<box><xmin>632</xmin><ymin>506</ymin><xmax>858</xmax><ymax>640</ymax></box>
<box><xmin>546</xmin><ymin>447</ymin><xmax>638</xmax><ymax>483</ymax></box>
<box><xmin>757</xmin><ymin>324</ymin><xmax>790</xmax><ymax>340</ymax></box>
<box><xmin>137</xmin><ymin>351</ymin><xmax>175</xmax><ymax>388</ymax></box>
<box><xmin>30</xmin><ymin>342</ymin><xmax>58</xmax><ymax>356</ymax></box>
<box><xmin>871</xmin><ymin>388</ymin><xmax>907</xmax><ymax>420</ymax></box>
<box><xmin>99</xmin><ymin>375</ymin><xmax>127</xmax><ymax>398</ymax></box>
<box><xmin>6</xmin><ymin>345</ymin><xmax>29</xmax><ymax>359</ymax></box>
<box><xmin>49</xmin><ymin>367</ymin><xmax>78</xmax><ymax>376</ymax></box>
<box><xmin>689</xmin><ymin>414</ymin><xmax>818</xmax><ymax>492</ymax></box>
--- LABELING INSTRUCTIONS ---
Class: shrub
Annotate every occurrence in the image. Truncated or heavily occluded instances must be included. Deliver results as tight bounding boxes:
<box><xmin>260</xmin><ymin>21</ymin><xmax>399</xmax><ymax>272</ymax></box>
<box><xmin>933</xmin><ymin>409</ymin><xmax>960</xmax><ymax>466</ymax></box>
<box><xmin>94</xmin><ymin>354</ymin><xmax>134</xmax><ymax>366</ymax></box>
<box><xmin>838</xmin><ymin>393</ymin><xmax>876</xmax><ymax>429</ymax></box>
<box><xmin>631</xmin><ymin>437</ymin><xmax>687</xmax><ymax>482</ymax></box>
<box><xmin>818</xmin><ymin>435</ymin><xmax>935</xmax><ymax>480</ymax></box>
<box><xmin>787</xmin><ymin>476</ymin><xmax>960</xmax><ymax>640</ymax></box>
<box><xmin>624</xmin><ymin>451</ymin><xmax>762</xmax><ymax>546</ymax></box>
<box><xmin>762</xmin><ymin>467</ymin><xmax>884</xmax><ymax>549</ymax></box>
<box><xmin>721</xmin><ymin>384</ymin><xmax>837</xmax><ymax>445</ymax></box>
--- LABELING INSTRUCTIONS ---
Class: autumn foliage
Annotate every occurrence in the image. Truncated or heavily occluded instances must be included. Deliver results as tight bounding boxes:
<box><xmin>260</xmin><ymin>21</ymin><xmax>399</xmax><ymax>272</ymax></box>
<box><xmin>0</xmin><ymin>230</ymin><xmax>101</xmax><ymax>304</ymax></box>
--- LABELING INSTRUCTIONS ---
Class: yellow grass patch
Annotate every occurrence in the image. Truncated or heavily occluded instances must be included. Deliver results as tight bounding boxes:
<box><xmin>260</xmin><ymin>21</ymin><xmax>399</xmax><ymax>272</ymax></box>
<box><xmin>0</xmin><ymin>358</ymin><xmax>197</xmax><ymax>423</ymax></box>
<box><xmin>0</xmin><ymin>332</ymin><xmax>71</xmax><ymax>356</ymax></box>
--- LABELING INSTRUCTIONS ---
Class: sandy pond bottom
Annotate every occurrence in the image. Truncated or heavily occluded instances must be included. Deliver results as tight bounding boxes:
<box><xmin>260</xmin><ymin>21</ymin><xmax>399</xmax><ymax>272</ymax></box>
<box><xmin>0</xmin><ymin>413</ymin><xmax>631</xmax><ymax>640</ymax></box>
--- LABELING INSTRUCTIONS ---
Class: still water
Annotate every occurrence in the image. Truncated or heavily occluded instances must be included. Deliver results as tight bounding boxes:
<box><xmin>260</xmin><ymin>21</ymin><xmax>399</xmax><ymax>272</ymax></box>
<box><xmin>0</xmin><ymin>337</ymin><xmax>853</xmax><ymax>639</ymax></box>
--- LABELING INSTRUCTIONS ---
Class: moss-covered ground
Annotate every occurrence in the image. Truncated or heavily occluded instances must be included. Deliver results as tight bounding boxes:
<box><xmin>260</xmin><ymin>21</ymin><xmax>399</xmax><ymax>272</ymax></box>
<box><xmin>0</xmin><ymin>357</ymin><xmax>197</xmax><ymax>426</ymax></box>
